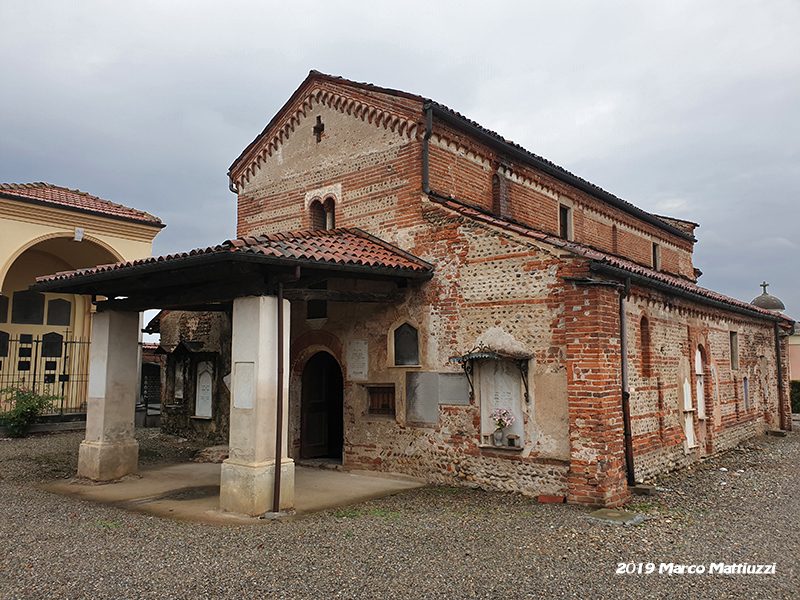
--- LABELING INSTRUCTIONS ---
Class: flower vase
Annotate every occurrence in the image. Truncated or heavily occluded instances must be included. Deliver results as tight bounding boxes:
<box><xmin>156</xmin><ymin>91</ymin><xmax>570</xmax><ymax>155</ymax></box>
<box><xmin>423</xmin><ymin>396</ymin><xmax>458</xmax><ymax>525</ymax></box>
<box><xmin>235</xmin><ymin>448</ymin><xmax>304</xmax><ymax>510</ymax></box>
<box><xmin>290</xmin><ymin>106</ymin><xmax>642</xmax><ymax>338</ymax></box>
<box><xmin>492</xmin><ymin>429</ymin><xmax>504</xmax><ymax>446</ymax></box>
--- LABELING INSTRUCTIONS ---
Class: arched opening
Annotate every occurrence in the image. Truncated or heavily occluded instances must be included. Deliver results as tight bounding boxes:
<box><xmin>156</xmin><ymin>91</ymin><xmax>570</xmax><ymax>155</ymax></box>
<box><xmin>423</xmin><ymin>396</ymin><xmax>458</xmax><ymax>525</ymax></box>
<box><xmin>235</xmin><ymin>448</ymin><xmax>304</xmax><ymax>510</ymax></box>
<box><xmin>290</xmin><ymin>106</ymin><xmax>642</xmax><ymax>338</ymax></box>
<box><xmin>309</xmin><ymin>198</ymin><xmax>336</xmax><ymax>231</ymax></box>
<box><xmin>300</xmin><ymin>351</ymin><xmax>343</xmax><ymax>460</ymax></box>
<box><xmin>0</xmin><ymin>236</ymin><xmax>121</xmax><ymax>415</ymax></box>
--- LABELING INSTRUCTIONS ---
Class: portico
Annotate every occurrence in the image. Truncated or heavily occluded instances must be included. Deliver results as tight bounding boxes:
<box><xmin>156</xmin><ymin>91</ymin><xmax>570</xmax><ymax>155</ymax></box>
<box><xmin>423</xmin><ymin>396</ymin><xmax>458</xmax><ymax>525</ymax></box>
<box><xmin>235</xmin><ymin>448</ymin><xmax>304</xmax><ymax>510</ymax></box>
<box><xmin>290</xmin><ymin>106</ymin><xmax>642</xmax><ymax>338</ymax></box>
<box><xmin>32</xmin><ymin>228</ymin><xmax>433</xmax><ymax>515</ymax></box>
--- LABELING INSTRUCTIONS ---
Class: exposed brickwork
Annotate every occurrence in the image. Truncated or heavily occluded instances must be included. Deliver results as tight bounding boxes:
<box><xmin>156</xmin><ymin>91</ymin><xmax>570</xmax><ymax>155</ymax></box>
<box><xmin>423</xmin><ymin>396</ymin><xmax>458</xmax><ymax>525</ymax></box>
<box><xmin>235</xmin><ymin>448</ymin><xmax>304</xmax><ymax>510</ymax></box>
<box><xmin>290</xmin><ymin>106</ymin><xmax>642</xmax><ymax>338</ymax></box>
<box><xmin>163</xmin><ymin>72</ymin><xmax>791</xmax><ymax>507</ymax></box>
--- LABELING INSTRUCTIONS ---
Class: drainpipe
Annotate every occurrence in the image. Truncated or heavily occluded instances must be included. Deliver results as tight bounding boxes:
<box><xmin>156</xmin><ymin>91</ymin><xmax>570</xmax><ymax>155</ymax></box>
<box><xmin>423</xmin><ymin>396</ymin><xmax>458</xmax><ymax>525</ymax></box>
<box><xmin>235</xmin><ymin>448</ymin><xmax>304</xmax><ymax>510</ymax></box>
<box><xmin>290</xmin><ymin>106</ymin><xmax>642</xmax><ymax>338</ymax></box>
<box><xmin>272</xmin><ymin>267</ymin><xmax>300</xmax><ymax>514</ymax></box>
<box><xmin>619</xmin><ymin>277</ymin><xmax>636</xmax><ymax>486</ymax></box>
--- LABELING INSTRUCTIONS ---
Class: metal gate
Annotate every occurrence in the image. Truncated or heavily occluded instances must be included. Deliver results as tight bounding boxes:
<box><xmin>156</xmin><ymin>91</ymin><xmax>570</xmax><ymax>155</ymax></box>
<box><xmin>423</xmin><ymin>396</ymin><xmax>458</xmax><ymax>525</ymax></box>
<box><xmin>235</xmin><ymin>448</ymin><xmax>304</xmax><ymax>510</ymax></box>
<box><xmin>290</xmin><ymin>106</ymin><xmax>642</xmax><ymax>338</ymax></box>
<box><xmin>0</xmin><ymin>332</ymin><xmax>91</xmax><ymax>416</ymax></box>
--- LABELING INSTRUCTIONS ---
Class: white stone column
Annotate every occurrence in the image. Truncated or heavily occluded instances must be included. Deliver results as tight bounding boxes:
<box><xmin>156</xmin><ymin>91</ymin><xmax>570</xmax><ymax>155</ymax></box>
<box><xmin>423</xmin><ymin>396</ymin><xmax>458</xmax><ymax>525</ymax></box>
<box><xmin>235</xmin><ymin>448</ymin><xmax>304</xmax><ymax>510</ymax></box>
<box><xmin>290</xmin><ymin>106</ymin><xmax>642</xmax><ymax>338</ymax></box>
<box><xmin>220</xmin><ymin>295</ymin><xmax>293</xmax><ymax>515</ymax></box>
<box><xmin>77</xmin><ymin>310</ymin><xmax>140</xmax><ymax>481</ymax></box>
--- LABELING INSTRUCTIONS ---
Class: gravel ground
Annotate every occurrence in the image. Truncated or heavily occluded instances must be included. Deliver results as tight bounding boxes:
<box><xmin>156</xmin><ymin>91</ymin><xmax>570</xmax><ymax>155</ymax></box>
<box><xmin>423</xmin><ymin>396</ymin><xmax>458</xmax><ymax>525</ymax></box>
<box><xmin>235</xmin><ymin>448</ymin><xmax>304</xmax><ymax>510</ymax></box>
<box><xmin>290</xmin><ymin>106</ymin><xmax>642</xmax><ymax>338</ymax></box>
<box><xmin>0</xmin><ymin>429</ymin><xmax>798</xmax><ymax>600</ymax></box>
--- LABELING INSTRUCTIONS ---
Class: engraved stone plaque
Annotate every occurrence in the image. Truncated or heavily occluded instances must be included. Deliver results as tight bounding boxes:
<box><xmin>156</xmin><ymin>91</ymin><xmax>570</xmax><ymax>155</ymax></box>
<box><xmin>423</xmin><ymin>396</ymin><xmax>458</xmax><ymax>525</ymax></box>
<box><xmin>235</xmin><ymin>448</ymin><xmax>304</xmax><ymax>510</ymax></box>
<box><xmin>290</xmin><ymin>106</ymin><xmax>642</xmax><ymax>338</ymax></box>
<box><xmin>346</xmin><ymin>339</ymin><xmax>369</xmax><ymax>381</ymax></box>
<box><xmin>478</xmin><ymin>360</ymin><xmax>524</xmax><ymax>441</ymax></box>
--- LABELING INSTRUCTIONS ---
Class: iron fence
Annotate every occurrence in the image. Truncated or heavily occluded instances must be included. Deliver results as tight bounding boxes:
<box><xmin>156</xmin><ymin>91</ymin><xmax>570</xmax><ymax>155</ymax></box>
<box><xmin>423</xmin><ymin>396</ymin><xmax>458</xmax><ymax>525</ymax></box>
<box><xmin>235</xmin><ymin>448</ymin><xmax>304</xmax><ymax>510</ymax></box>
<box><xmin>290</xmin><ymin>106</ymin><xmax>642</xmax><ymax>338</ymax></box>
<box><xmin>0</xmin><ymin>332</ymin><xmax>91</xmax><ymax>416</ymax></box>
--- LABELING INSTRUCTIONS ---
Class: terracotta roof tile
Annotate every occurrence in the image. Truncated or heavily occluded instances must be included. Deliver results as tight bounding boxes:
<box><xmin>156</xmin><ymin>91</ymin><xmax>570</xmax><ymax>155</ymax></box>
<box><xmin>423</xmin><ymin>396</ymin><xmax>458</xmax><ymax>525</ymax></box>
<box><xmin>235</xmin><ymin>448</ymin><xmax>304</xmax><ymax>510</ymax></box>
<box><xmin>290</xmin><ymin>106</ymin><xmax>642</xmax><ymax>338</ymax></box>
<box><xmin>36</xmin><ymin>228</ymin><xmax>433</xmax><ymax>285</ymax></box>
<box><xmin>0</xmin><ymin>182</ymin><xmax>163</xmax><ymax>226</ymax></box>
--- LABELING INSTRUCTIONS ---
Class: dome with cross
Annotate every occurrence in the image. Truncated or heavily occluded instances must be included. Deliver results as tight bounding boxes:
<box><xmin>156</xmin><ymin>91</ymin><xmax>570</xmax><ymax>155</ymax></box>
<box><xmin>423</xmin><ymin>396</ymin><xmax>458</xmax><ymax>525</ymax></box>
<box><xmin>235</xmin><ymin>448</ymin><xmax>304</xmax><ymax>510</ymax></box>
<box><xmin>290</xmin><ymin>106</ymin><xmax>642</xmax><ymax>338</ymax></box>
<box><xmin>750</xmin><ymin>281</ymin><xmax>785</xmax><ymax>312</ymax></box>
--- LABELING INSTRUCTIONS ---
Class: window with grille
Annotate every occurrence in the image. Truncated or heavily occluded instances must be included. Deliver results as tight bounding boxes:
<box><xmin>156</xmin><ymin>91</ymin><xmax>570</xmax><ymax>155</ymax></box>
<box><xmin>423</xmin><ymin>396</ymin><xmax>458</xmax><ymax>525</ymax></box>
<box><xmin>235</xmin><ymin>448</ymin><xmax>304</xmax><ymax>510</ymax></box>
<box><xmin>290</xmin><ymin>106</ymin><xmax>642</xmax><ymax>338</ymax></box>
<box><xmin>368</xmin><ymin>386</ymin><xmax>395</xmax><ymax>415</ymax></box>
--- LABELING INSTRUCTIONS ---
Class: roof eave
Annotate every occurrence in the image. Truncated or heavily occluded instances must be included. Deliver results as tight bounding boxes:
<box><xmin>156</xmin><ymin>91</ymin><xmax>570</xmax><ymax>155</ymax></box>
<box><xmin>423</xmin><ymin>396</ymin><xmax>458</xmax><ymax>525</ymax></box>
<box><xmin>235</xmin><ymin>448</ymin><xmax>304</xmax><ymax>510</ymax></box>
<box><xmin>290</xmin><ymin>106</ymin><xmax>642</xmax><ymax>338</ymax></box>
<box><xmin>0</xmin><ymin>192</ymin><xmax>165</xmax><ymax>229</ymax></box>
<box><xmin>590</xmin><ymin>261</ymin><xmax>794</xmax><ymax>326</ymax></box>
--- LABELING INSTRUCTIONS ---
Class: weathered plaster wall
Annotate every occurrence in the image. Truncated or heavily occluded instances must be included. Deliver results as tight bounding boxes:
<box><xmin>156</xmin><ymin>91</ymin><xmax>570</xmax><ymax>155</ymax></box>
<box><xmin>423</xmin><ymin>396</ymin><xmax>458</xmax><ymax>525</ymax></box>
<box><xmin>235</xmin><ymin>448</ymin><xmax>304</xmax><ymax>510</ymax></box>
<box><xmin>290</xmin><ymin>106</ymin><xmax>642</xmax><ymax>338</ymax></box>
<box><xmin>159</xmin><ymin>311</ymin><xmax>232</xmax><ymax>445</ymax></box>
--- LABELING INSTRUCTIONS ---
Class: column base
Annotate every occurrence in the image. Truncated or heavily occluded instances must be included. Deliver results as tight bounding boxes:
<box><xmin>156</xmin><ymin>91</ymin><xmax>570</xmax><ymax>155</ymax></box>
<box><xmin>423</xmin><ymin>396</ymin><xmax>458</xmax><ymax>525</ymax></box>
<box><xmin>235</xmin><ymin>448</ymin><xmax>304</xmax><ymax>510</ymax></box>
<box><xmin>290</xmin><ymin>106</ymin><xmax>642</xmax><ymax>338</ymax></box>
<box><xmin>220</xmin><ymin>458</ymin><xmax>295</xmax><ymax>516</ymax></box>
<box><xmin>77</xmin><ymin>439</ymin><xmax>139</xmax><ymax>481</ymax></box>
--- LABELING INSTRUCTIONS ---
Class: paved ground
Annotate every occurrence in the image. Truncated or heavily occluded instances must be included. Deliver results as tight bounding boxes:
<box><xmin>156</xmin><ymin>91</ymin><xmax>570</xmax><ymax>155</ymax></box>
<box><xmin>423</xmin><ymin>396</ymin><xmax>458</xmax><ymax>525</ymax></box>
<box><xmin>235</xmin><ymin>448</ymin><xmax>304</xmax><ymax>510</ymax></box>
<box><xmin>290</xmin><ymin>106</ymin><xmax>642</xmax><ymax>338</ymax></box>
<box><xmin>41</xmin><ymin>462</ymin><xmax>427</xmax><ymax>525</ymax></box>
<box><xmin>1</xmin><ymin>429</ymin><xmax>798</xmax><ymax>599</ymax></box>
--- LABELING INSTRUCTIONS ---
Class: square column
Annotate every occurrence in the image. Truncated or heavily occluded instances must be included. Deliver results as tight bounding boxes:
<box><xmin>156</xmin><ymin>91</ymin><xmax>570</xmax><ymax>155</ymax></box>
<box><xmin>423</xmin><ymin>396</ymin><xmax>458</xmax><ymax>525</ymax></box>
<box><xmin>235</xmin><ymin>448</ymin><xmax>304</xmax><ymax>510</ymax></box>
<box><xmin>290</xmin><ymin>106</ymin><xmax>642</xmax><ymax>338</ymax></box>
<box><xmin>77</xmin><ymin>310</ymin><xmax>140</xmax><ymax>481</ymax></box>
<box><xmin>220</xmin><ymin>295</ymin><xmax>293</xmax><ymax>515</ymax></box>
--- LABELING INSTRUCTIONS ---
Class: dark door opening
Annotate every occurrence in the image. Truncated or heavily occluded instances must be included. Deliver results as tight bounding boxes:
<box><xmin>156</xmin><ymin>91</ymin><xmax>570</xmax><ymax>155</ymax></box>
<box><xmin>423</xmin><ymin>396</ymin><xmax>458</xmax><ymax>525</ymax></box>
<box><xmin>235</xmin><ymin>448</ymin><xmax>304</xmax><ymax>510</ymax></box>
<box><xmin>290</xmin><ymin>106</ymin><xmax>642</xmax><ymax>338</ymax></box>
<box><xmin>300</xmin><ymin>352</ymin><xmax>343</xmax><ymax>459</ymax></box>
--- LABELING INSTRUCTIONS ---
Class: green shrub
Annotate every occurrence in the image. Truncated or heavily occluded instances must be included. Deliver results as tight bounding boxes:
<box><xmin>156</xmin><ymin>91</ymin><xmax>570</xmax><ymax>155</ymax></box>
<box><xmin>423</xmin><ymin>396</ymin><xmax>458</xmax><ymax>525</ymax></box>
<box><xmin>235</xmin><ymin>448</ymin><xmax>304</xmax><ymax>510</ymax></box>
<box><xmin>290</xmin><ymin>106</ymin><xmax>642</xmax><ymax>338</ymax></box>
<box><xmin>0</xmin><ymin>386</ymin><xmax>60</xmax><ymax>437</ymax></box>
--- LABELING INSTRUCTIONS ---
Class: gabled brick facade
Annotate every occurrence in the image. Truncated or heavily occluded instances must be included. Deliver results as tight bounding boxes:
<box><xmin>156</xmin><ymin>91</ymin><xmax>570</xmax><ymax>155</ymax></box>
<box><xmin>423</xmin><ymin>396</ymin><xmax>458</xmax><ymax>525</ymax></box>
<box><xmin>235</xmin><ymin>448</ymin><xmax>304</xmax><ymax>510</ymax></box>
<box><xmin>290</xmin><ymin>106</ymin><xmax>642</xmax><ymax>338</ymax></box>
<box><xmin>222</xmin><ymin>72</ymin><xmax>793</xmax><ymax>507</ymax></box>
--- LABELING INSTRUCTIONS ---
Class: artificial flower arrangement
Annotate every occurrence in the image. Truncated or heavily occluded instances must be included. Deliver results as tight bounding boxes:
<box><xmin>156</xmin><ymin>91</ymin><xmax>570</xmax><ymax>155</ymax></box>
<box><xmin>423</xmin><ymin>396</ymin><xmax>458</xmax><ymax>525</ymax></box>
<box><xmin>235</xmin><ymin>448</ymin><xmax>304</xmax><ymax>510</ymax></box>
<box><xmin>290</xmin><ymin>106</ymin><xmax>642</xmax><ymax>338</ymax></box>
<box><xmin>489</xmin><ymin>408</ymin><xmax>515</xmax><ymax>430</ymax></box>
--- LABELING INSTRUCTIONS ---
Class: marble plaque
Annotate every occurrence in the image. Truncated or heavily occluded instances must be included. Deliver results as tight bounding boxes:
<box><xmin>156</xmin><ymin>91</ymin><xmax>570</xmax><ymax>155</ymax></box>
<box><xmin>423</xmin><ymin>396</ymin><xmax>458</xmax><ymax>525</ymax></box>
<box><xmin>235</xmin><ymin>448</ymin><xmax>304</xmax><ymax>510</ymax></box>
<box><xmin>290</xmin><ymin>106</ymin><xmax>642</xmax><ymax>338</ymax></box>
<box><xmin>439</xmin><ymin>373</ymin><xmax>470</xmax><ymax>405</ymax></box>
<box><xmin>195</xmin><ymin>361</ymin><xmax>213</xmax><ymax>417</ymax></box>
<box><xmin>407</xmin><ymin>372</ymin><xmax>439</xmax><ymax>424</ymax></box>
<box><xmin>346</xmin><ymin>339</ymin><xmax>369</xmax><ymax>381</ymax></box>
<box><xmin>478</xmin><ymin>360</ymin><xmax>524</xmax><ymax>440</ymax></box>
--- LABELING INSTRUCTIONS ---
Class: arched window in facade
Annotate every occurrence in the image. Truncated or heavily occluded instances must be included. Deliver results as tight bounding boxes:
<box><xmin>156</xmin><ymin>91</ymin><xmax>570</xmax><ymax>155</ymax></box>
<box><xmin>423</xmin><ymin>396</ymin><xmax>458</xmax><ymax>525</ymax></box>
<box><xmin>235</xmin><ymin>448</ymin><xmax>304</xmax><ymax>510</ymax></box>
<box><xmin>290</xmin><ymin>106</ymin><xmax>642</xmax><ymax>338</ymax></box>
<box><xmin>323</xmin><ymin>197</ymin><xmax>336</xmax><ymax>230</ymax></box>
<box><xmin>640</xmin><ymin>316</ymin><xmax>652</xmax><ymax>377</ymax></box>
<box><xmin>309</xmin><ymin>197</ymin><xmax>336</xmax><ymax>231</ymax></box>
<box><xmin>393</xmin><ymin>323</ymin><xmax>419</xmax><ymax>366</ymax></box>
<box><xmin>310</xmin><ymin>200</ymin><xmax>326</xmax><ymax>231</ymax></box>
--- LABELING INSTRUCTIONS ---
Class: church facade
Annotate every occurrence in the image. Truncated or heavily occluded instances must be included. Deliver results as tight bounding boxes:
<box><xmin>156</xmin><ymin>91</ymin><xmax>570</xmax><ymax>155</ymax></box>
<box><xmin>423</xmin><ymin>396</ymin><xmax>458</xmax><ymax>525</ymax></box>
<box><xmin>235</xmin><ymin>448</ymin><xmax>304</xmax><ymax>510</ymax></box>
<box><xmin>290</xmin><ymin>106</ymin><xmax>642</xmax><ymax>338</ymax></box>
<box><xmin>177</xmin><ymin>72</ymin><xmax>793</xmax><ymax>507</ymax></box>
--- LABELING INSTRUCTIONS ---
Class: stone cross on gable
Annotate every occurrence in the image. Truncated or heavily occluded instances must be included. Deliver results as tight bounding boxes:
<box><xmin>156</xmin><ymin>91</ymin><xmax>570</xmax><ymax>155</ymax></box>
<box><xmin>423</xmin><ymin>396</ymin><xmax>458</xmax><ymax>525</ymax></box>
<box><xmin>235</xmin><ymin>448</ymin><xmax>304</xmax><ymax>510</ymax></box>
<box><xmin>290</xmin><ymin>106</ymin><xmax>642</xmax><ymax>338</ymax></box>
<box><xmin>313</xmin><ymin>116</ymin><xmax>325</xmax><ymax>142</ymax></box>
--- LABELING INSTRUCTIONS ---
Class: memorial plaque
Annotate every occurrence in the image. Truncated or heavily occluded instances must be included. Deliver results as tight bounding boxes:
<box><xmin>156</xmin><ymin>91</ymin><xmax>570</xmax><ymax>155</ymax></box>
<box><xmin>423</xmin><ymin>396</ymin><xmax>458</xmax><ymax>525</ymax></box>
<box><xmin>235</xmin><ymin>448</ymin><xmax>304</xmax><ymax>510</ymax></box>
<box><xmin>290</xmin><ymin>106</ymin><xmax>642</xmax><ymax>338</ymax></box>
<box><xmin>346</xmin><ymin>339</ymin><xmax>369</xmax><ymax>381</ymax></box>
<box><xmin>195</xmin><ymin>361</ymin><xmax>213</xmax><ymax>417</ymax></box>
<box><xmin>478</xmin><ymin>360</ymin><xmax>524</xmax><ymax>440</ymax></box>
<box><xmin>439</xmin><ymin>373</ymin><xmax>470</xmax><ymax>405</ymax></box>
<box><xmin>407</xmin><ymin>372</ymin><xmax>439</xmax><ymax>424</ymax></box>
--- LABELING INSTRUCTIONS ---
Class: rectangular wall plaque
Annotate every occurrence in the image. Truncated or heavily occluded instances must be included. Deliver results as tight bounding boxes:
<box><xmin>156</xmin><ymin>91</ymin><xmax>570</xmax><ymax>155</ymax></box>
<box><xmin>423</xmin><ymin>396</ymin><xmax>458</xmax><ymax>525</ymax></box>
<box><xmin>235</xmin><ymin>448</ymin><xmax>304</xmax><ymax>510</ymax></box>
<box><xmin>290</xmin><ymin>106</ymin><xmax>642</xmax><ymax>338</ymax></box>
<box><xmin>346</xmin><ymin>339</ymin><xmax>369</xmax><ymax>381</ymax></box>
<box><xmin>233</xmin><ymin>361</ymin><xmax>254</xmax><ymax>409</ymax></box>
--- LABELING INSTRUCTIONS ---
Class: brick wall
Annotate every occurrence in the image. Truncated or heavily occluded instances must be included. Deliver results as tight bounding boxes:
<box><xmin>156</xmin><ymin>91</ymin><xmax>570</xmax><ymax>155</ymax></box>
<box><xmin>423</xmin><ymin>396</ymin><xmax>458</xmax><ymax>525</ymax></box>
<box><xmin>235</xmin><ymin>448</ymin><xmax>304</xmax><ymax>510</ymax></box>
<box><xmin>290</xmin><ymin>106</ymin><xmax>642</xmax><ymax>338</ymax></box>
<box><xmin>225</xmin><ymin>77</ymin><xmax>789</xmax><ymax>507</ymax></box>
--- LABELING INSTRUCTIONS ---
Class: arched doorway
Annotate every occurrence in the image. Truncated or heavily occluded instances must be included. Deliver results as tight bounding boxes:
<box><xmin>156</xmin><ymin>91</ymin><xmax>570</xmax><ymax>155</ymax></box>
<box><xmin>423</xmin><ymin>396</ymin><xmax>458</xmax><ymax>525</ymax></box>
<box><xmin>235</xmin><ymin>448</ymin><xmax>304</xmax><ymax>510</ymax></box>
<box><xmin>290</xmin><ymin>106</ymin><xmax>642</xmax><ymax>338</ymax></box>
<box><xmin>300</xmin><ymin>351</ymin><xmax>343</xmax><ymax>460</ymax></box>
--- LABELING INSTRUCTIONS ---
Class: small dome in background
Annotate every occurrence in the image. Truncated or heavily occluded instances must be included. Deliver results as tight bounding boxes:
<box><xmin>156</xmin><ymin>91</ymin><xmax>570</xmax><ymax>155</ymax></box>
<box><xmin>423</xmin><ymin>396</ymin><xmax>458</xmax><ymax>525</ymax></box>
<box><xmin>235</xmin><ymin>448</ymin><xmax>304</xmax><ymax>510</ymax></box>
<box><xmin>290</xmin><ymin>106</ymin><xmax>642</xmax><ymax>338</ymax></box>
<box><xmin>751</xmin><ymin>281</ymin><xmax>785</xmax><ymax>313</ymax></box>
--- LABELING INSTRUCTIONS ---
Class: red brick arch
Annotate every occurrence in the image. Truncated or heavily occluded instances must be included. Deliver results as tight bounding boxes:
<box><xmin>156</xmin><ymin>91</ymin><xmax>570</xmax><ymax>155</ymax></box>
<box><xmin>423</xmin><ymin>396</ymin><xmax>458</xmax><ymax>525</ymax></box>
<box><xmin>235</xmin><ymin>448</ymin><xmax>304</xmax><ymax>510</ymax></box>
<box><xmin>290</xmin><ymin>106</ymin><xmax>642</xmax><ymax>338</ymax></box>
<box><xmin>290</xmin><ymin>330</ymin><xmax>343</xmax><ymax>372</ymax></box>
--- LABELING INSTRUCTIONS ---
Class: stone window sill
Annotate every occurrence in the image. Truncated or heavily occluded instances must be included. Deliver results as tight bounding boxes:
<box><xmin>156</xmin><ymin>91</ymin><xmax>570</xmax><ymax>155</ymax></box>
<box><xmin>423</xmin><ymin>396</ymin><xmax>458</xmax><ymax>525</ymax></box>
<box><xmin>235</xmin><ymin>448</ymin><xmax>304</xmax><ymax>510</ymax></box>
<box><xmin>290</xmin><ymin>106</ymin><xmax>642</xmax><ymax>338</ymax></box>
<box><xmin>478</xmin><ymin>444</ymin><xmax>524</xmax><ymax>452</ymax></box>
<box><xmin>191</xmin><ymin>415</ymin><xmax>212</xmax><ymax>420</ymax></box>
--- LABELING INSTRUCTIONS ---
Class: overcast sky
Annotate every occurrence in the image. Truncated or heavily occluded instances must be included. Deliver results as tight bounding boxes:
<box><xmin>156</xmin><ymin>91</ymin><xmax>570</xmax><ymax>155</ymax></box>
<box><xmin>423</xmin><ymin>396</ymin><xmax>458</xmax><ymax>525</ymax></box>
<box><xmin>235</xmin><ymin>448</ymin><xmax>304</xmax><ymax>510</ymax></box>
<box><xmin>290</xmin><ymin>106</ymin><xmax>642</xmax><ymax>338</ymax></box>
<box><xmin>1</xmin><ymin>1</ymin><xmax>798</xmax><ymax>318</ymax></box>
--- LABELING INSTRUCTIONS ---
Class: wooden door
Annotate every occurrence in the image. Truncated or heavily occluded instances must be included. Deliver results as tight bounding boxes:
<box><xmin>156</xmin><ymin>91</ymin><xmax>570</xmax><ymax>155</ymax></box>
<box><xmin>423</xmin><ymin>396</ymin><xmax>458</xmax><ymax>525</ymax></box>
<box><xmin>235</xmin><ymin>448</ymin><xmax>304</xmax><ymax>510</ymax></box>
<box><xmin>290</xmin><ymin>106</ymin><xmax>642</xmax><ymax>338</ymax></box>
<box><xmin>300</xmin><ymin>352</ymin><xmax>343</xmax><ymax>459</ymax></box>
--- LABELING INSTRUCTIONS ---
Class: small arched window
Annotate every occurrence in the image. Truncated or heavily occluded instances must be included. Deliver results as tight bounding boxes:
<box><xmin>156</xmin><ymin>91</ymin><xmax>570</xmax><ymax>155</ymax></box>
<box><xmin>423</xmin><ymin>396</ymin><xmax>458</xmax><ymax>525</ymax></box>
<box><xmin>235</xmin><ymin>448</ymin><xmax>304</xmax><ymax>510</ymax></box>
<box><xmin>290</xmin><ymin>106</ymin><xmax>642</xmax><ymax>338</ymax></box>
<box><xmin>394</xmin><ymin>323</ymin><xmax>419</xmax><ymax>366</ymax></box>
<box><xmin>323</xmin><ymin>197</ymin><xmax>335</xmax><ymax>230</ymax></box>
<box><xmin>640</xmin><ymin>316</ymin><xmax>652</xmax><ymax>377</ymax></box>
<box><xmin>310</xmin><ymin>200</ymin><xmax>326</xmax><ymax>231</ymax></box>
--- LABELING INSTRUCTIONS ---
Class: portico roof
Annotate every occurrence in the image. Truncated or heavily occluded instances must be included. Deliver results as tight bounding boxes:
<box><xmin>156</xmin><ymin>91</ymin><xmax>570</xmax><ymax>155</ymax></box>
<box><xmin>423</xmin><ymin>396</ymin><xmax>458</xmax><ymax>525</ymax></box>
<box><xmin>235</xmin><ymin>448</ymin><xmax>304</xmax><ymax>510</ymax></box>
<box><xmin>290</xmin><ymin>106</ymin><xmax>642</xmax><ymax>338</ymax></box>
<box><xmin>32</xmin><ymin>228</ymin><xmax>434</xmax><ymax>312</ymax></box>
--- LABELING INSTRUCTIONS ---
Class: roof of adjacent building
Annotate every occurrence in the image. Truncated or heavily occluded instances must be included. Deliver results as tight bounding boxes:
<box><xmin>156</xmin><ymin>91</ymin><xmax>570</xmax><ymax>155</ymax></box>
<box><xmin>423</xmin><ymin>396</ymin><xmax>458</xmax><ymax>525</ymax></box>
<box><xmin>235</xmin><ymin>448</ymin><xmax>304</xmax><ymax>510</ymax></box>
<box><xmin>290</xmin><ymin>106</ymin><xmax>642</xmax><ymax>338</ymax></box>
<box><xmin>35</xmin><ymin>227</ymin><xmax>434</xmax><ymax>288</ymax></box>
<box><xmin>429</xmin><ymin>195</ymin><xmax>794</xmax><ymax>326</ymax></box>
<box><xmin>0</xmin><ymin>182</ymin><xmax>164</xmax><ymax>227</ymax></box>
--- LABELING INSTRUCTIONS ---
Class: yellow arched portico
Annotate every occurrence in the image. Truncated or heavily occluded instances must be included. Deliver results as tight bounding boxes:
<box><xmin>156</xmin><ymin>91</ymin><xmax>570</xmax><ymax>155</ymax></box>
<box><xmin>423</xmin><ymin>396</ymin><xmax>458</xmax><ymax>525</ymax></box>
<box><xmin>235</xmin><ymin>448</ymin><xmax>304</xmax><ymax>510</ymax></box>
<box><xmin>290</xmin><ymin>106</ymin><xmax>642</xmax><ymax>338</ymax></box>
<box><xmin>0</xmin><ymin>183</ymin><xmax>163</xmax><ymax>415</ymax></box>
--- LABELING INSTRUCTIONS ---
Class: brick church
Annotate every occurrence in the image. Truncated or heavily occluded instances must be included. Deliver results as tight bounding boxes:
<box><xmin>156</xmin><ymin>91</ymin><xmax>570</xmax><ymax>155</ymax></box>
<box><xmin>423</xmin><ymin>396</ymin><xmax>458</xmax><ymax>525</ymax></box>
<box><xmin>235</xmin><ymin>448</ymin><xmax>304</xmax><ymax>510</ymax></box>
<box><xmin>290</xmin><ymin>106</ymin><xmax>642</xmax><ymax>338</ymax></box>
<box><xmin>124</xmin><ymin>71</ymin><xmax>796</xmax><ymax>508</ymax></box>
